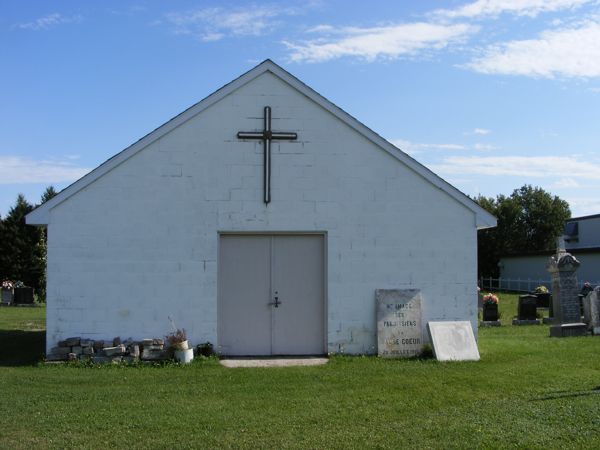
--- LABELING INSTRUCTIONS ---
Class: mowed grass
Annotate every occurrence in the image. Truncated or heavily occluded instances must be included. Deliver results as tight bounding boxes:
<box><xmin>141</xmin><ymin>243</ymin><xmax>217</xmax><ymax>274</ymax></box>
<box><xmin>1</xmin><ymin>299</ymin><xmax>600</xmax><ymax>449</ymax></box>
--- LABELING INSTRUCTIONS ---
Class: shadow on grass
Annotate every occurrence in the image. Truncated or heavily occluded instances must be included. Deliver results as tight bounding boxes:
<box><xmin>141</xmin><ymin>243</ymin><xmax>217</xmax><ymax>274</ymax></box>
<box><xmin>533</xmin><ymin>389</ymin><xmax>600</xmax><ymax>401</ymax></box>
<box><xmin>0</xmin><ymin>330</ymin><xmax>45</xmax><ymax>366</ymax></box>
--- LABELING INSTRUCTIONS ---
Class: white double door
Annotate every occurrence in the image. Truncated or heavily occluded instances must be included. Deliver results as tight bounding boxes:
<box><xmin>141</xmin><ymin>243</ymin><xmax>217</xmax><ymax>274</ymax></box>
<box><xmin>218</xmin><ymin>234</ymin><xmax>325</xmax><ymax>356</ymax></box>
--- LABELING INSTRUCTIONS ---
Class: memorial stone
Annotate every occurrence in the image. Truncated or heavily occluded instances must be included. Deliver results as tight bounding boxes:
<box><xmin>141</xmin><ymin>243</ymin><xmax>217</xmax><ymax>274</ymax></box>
<box><xmin>13</xmin><ymin>287</ymin><xmax>34</xmax><ymax>304</ymax></box>
<box><xmin>589</xmin><ymin>287</ymin><xmax>600</xmax><ymax>335</ymax></box>
<box><xmin>1</xmin><ymin>288</ymin><xmax>13</xmax><ymax>305</ymax></box>
<box><xmin>376</xmin><ymin>289</ymin><xmax>423</xmax><ymax>358</ymax></box>
<box><xmin>546</xmin><ymin>237</ymin><xmax>587</xmax><ymax>337</ymax></box>
<box><xmin>512</xmin><ymin>294</ymin><xmax>540</xmax><ymax>325</ymax></box>
<box><xmin>427</xmin><ymin>321</ymin><xmax>480</xmax><ymax>361</ymax></box>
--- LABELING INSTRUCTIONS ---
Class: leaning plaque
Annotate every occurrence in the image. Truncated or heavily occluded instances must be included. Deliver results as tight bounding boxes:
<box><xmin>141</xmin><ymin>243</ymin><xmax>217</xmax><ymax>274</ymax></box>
<box><xmin>376</xmin><ymin>289</ymin><xmax>423</xmax><ymax>358</ymax></box>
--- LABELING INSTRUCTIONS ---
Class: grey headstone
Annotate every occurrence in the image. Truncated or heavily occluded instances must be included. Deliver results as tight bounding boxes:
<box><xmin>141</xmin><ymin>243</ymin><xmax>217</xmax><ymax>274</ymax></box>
<box><xmin>112</xmin><ymin>337</ymin><xmax>121</xmax><ymax>346</ymax></box>
<box><xmin>152</xmin><ymin>338</ymin><xmax>164</xmax><ymax>346</ymax></box>
<box><xmin>80</xmin><ymin>339</ymin><xmax>93</xmax><ymax>347</ymax></box>
<box><xmin>142</xmin><ymin>339</ymin><xmax>154</xmax><ymax>347</ymax></box>
<box><xmin>93</xmin><ymin>340</ymin><xmax>105</xmax><ymax>350</ymax></box>
<box><xmin>590</xmin><ymin>287</ymin><xmax>600</xmax><ymax>335</ymax></box>
<box><xmin>427</xmin><ymin>321</ymin><xmax>480</xmax><ymax>362</ymax></box>
<box><xmin>376</xmin><ymin>289</ymin><xmax>423</xmax><ymax>358</ymax></box>
<box><xmin>82</xmin><ymin>346</ymin><xmax>94</xmax><ymax>355</ymax></box>
<box><xmin>517</xmin><ymin>295</ymin><xmax>537</xmax><ymax>320</ymax></box>
<box><xmin>582</xmin><ymin>292</ymin><xmax>592</xmax><ymax>328</ymax></box>
<box><xmin>547</xmin><ymin>248</ymin><xmax>582</xmax><ymax>325</ymax></box>
<box><xmin>1</xmin><ymin>288</ymin><xmax>13</xmax><ymax>304</ymax></box>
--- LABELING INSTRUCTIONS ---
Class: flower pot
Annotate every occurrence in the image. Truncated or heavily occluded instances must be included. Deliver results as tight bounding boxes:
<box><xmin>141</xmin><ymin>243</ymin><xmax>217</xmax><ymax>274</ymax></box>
<box><xmin>483</xmin><ymin>303</ymin><xmax>498</xmax><ymax>321</ymax></box>
<box><xmin>174</xmin><ymin>348</ymin><xmax>194</xmax><ymax>364</ymax></box>
<box><xmin>171</xmin><ymin>340</ymin><xmax>189</xmax><ymax>351</ymax></box>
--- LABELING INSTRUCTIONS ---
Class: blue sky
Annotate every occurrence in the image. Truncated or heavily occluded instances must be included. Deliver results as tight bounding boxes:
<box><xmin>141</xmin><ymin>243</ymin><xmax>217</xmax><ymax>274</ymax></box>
<box><xmin>2</xmin><ymin>0</ymin><xmax>600</xmax><ymax>217</ymax></box>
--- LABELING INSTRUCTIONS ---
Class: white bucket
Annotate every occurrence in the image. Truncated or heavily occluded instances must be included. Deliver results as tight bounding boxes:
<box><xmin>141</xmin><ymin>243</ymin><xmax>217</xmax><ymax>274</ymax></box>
<box><xmin>174</xmin><ymin>348</ymin><xmax>194</xmax><ymax>364</ymax></box>
<box><xmin>172</xmin><ymin>340</ymin><xmax>189</xmax><ymax>350</ymax></box>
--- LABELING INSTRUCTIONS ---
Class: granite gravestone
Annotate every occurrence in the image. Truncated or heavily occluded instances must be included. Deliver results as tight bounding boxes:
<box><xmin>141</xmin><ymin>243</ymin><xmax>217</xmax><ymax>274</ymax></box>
<box><xmin>546</xmin><ymin>237</ymin><xmax>587</xmax><ymax>337</ymax></box>
<box><xmin>512</xmin><ymin>294</ymin><xmax>540</xmax><ymax>325</ymax></box>
<box><xmin>376</xmin><ymin>289</ymin><xmax>423</xmax><ymax>358</ymax></box>
<box><xmin>427</xmin><ymin>321</ymin><xmax>480</xmax><ymax>362</ymax></box>
<box><xmin>1</xmin><ymin>288</ymin><xmax>13</xmax><ymax>305</ymax></box>
<box><xmin>589</xmin><ymin>287</ymin><xmax>600</xmax><ymax>335</ymax></box>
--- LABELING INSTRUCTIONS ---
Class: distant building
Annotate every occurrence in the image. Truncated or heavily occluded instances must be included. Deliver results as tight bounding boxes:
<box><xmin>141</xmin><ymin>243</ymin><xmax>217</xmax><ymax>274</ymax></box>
<box><xmin>499</xmin><ymin>213</ymin><xmax>600</xmax><ymax>287</ymax></box>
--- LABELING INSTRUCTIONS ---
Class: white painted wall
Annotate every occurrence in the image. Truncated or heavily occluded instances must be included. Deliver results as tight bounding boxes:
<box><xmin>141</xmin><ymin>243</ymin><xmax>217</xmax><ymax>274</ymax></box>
<box><xmin>45</xmin><ymin>72</ymin><xmax>478</xmax><ymax>354</ymax></box>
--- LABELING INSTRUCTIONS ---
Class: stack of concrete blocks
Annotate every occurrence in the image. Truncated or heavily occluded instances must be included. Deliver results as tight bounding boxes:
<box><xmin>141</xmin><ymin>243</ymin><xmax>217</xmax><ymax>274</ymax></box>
<box><xmin>46</xmin><ymin>336</ymin><xmax>170</xmax><ymax>363</ymax></box>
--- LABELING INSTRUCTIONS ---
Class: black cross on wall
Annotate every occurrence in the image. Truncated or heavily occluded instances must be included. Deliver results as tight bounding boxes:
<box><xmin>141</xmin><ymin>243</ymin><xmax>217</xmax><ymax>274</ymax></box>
<box><xmin>237</xmin><ymin>106</ymin><xmax>297</xmax><ymax>204</ymax></box>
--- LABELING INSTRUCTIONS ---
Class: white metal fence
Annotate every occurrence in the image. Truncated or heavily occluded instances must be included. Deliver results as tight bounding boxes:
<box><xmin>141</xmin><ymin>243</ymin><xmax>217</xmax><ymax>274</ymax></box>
<box><xmin>478</xmin><ymin>277</ymin><xmax>599</xmax><ymax>293</ymax></box>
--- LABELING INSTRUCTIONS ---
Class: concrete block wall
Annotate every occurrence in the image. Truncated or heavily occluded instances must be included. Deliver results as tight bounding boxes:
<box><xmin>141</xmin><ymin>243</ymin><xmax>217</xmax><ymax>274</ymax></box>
<box><xmin>46</xmin><ymin>72</ymin><xmax>478</xmax><ymax>354</ymax></box>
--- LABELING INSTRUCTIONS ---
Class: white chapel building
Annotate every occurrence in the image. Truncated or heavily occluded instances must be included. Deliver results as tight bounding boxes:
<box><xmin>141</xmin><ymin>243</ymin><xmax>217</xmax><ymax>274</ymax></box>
<box><xmin>27</xmin><ymin>60</ymin><xmax>496</xmax><ymax>356</ymax></box>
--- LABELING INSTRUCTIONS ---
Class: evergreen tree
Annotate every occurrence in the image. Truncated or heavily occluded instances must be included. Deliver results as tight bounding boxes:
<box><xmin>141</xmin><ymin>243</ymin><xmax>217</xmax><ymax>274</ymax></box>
<box><xmin>0</xmin><ymin>187</ymin><xmax>58</xmax><ymax>301</ymax></box>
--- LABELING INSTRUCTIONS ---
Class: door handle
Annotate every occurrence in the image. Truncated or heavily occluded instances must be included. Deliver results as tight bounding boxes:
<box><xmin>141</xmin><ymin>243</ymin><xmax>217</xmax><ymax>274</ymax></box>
<box><xmin>269</xmin><ymin>292</ymin><xmax>281</xmax><ymax>308</ymax></box>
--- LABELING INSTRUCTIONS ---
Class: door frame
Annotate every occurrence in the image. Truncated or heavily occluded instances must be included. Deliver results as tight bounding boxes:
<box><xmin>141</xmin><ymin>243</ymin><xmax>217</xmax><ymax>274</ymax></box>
<box><xmin>217</xmin><ymin>231</ymin><xmax>328</xmax><ymax>356</ymax></box>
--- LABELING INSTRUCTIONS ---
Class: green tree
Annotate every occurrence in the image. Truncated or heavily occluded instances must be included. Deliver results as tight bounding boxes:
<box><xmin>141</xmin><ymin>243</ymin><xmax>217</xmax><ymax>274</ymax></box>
<box><xmin>0</xmin><ymin>187</ymin><xmax>59</xmax><ymax>301</ymax></box>
<box><xmin>0</xmin><ymin>194</ymin><xmax>41</xmax><ymax>287</ymax></box>
<box><xmin>35</xmin><ymin>186</ymin><xmax>58</xmax><ymax>301</ymax></box>
<box><xmin>41</xmin><ymin>185</ymin><xmax>58</xmax><ymax>204</ymax></box>
<box><xmin>476</xmin><ymin>185</ymin><xmax>571</xmax><ymax>278</ymax></box>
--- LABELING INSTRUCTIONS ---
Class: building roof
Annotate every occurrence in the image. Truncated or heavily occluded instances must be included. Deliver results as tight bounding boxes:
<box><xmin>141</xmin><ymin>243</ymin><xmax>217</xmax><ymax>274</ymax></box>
<box><xmin>567</xmin><ymin>213</ymin><xmax>600</xmax><ymax>222</ymax></box>
<box><xmin>26</xmin><ymin>59</ymin><xmax>497</xmax><ymax>229</ymax></box>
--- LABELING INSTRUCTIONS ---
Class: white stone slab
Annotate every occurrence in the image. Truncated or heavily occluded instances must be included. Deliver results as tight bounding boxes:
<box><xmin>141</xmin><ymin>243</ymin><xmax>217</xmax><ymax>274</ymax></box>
<box><xmin>220</xmin><ymin>358</ymin><xmax>328</xmax><ymax>368</ymax></box>
<box><xmin>427</xmin><ymin>321</ymin><xmax>480</xmax><ymax>362</ymax></box>
<box><xmin>376</xmin><ymin>289</ymin><xmax>423</xmax><ymax>358</ymax></box>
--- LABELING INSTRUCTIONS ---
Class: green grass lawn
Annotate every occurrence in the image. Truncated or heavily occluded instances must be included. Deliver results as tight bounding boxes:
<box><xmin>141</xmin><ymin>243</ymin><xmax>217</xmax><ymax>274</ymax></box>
<box><xmin>1</xmin><ymin>302</ymin><xmax>599</xmax><ymax>449</ymax></box>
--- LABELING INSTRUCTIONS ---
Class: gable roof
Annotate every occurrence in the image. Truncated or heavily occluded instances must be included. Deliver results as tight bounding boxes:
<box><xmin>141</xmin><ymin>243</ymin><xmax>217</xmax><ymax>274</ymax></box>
<box><xmin>26</xmin><ymin>59</ymin><xmax>496</xmax><ymax>229</ymax></box>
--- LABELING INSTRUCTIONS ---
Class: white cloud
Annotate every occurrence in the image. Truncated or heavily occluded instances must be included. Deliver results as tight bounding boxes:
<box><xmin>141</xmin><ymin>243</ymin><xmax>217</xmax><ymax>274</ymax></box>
<box><xmin>466</xmin><ymin>21</ymin><xmax>600</xmax><ymax>78</ymax></box>
<box><xmin>166</xmin><ymin>6</ymin><xmax>297</xmax><ymax>41</ymax></box>
<box><xmin>284</xmin><ymin>22</ymin><xmax>477</xmax><ymax>62</ymax></box>
<box><xmin>16</xmin><ymin>13</ymin><xmax>82</xmax><ymax>31</ymax></box>
<box><xmin>391</xmin><ymin>139</ymin><xmax>467</xmax><ymax>155</ymax></box>
<box><xmin>434</xmin><ymin>0</ymin><xmax>591</xmax><ymax>19</ymax></box>
<box><xmin>552</xmin><ymin>177</ymin><xmax>581</xmax><ymax>188</ymax></box>
<box><xmin>464</xmin><ymin>128</ymin><xmax>492</xmax><ymax>136</ymax></box>
<box><xmin>391</xmin><ymin>138</ymin><xmax>498</xmax><ymax>155</ymax></box>
<box><xmin>473</xmin><ymin>143</ymin><xmax>497</xmax><ymax>151</ymax></box>
<box><xmin>0</xmin><ymin>156</ymin><xmax>91</xmax><ymax>185</ymax></box>
<box><xmin>565</xmin><ymin>196</ymin><xmax>600</xmax><ymax>216</ymax></box>
<box><xmin>429</xmin><ymin>155</ymin><xmax>600</xmax><ymax>179</ymax></box>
